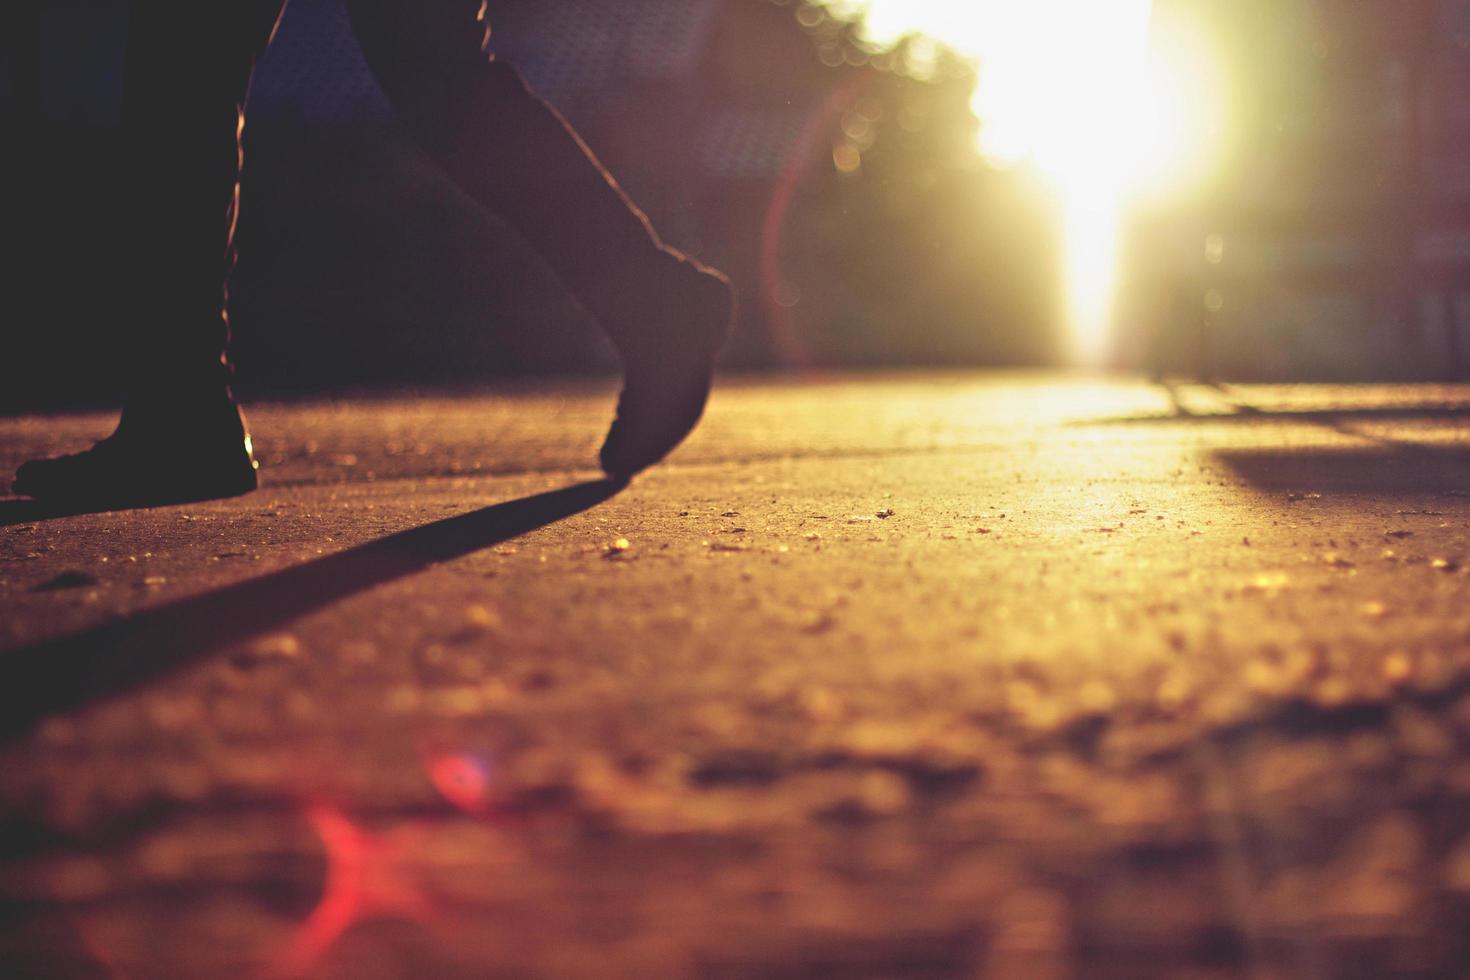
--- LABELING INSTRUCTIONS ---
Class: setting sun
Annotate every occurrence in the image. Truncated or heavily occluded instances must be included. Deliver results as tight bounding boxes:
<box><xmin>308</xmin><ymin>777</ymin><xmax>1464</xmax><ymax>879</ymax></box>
<box><xmin>834</xmin><ymin>0</ymin><xmax>1227</xmax><ymax>363</ymax></box>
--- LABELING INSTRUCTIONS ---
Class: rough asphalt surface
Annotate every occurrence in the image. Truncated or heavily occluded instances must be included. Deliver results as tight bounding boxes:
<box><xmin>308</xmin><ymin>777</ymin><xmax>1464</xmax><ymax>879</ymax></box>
<box><xmin>4</xmin><ymin>373</ymin><xmax>1470</xmax><ymax>979</ymax></box>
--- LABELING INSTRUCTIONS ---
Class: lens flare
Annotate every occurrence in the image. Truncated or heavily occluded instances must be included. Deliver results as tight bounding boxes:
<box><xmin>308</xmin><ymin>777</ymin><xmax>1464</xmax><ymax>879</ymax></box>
<box><xmin>278</xmin><ymin>804</ymin><xmax>433</xmax><ymax>976</ymax></box>
<box><xmin>830</xmin><ymin>0</ymin><xmax>1227</xmax><ymax>364</ymax></box>
<box><xmin>428</xmin><ymin>752</ymin><xmax>496</xmax><ymax>815</ymax></box>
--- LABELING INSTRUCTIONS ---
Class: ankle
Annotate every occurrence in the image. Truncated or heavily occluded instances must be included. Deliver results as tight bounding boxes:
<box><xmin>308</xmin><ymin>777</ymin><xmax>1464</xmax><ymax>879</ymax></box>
<box><xmin>117</xmin><ymin>388</ymin><xmax>246</xmax><ymax>441</ymax></box>
<box><xmin>598</xmin><ymin>255</ymin><xmax>734</xmax><ymax>360</ymax></box>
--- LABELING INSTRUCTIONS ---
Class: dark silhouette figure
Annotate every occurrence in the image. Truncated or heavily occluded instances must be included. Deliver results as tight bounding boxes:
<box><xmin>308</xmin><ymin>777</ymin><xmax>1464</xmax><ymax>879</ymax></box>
<box><xmin>12</xmin><ymin>1</ymin><xmax>733</xmax><ymax>505</ymax></box>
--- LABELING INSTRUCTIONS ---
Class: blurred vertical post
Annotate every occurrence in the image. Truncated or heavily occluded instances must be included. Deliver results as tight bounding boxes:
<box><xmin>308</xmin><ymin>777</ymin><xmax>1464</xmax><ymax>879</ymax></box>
<box><xmin>1396</xmin><ymin>0</ymin><xmax>1433</xmax><ymax>375</ymax></box>
<box><xmin>2</xmin><ymin>5</ymin><xmax>42</xmax><ymax>374</ymax></box>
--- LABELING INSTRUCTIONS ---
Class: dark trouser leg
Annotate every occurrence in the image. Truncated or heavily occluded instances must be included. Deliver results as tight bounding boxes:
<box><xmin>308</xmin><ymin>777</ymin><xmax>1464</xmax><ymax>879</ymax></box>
<box><xmin>344</xmin><ymin>0</ymin><xmax>733</xmax><ymax>476</ymax></box>
<box><xmin>344</xmin><ymin>0</ymin><xmax>701</xmax><ymax>340</ymax></box>
<box><xmin>11</xmin><ymin>3</ymin><xmax>284</xmax><ymax>503</ymax></box>
<box><xmin>118</xmin><ymin>0</ymin><xmax>286</xmax><ymax>407</ymax></box>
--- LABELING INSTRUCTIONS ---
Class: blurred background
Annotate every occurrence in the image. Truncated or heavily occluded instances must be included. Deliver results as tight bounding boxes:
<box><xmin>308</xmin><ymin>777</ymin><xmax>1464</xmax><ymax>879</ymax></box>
<box><xmin>2</xmin><ymin>0</ymin><xmax>1469</xmax><ymax>411</ymax></box>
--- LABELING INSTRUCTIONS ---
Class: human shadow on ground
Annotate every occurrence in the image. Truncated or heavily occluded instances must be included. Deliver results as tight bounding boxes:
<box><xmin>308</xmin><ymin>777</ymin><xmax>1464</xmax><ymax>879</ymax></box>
<box><xmin>1087</xmin><ymin>382</ymin><xmax>1470</xmax><ymax>496</ymax></box>
<box><xmin>1139</xmin><ymin>379</ymin><xmax>1257</xmax><ymax>418</ymax></box>
<box><xmin>1215</xmin><ymin>444</ymin><xmax>1470</xmax><ymax>496</ymax></box>
<box><xmin>0</xmin><ymin>479</ymin><xmax>623</xmax><ymax>742</ymax></box>
<box><xmin>1094</xmin><ymin>380</ymin><xmax>1470</xmax><ymax>426</ymax></box>
<box><xmin>0</xmin><ymin>496</ymin><xmax>210</xmax><ymax>529</ymax></box>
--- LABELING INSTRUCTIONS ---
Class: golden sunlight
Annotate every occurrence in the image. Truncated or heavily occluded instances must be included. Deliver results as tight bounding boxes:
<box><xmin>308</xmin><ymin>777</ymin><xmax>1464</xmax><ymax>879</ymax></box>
<box><xmin>833</xmin><ymin>0</ymin><xmax>1226</xmax><ymax>364</ymax></box>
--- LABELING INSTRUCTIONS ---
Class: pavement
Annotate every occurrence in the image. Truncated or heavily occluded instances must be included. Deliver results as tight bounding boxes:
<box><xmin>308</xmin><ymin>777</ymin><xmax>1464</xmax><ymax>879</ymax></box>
<box><xmin>4</xmin><ymin>372</ymin><xmax>1470</xmax><ymax>979</ymax></box>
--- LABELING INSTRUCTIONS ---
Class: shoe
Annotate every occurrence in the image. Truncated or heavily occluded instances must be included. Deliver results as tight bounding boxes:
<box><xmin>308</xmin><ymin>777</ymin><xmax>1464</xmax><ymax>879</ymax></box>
<box><xmin>598</xmin><ymin>260</ymin><xmax>734</xmax><ymax>479</ymax></box>
<box><xmin>12</xmin><ymin>395</ymin><xmax>259</xmax><ymax>507</ymax></box>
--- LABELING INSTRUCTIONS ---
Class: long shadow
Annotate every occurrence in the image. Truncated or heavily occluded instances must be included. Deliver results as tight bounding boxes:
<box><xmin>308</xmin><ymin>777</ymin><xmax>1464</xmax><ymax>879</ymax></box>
<box><xmin>1154</xmin><ymin>379</ymin><xmax>1265</xmax><ymax>419</ymax></box>
<box><xmin>0</xmin><ymin>496</ymin><xmax>208</xmax><ymax>529</ymax></box>
<box><xmin>1106</xmin><ymin>404</ymin><xmax>1470</xmax><ymax>426</ymax></box>
<box><xmin>1215</xmin><ymin>443</ymin><xmax>1470</xmax><ymax>496</ymax></box>
<box><xmin>0</xmin><ymin>479</ymin><xmax>623</xmax><ymax>742</ymax></box>
<box><xmin>1082</xmin><ymin>383</ymin><xmax>1470</xmax><ymax>495</ymax></box>
<box><xmin>1083</xmin><ymin>382</ymin><xmax>1470</xmax><ymax>427</ymax></box>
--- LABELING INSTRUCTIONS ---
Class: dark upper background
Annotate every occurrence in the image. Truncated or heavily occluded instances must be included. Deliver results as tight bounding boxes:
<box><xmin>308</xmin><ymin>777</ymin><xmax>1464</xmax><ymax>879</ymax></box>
<box><xmin>2</xmin><ymin>0</ymin><xmax>1469</xmax><ymax>412</ymax></box>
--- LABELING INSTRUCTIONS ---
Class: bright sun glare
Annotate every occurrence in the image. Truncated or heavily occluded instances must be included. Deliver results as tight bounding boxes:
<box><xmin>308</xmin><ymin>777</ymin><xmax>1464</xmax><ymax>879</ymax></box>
<box><xmin>831</xmin><ymin>0</ymin><xmax>1225</xmax><ymax>364</ymax></box>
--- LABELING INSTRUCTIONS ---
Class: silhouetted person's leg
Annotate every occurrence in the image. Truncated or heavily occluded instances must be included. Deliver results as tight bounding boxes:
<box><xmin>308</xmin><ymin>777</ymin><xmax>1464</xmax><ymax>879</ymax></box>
<box><xmin>12</xmin><ymin>2</ymin><xmax>285</xmax><ymax>504</ymax></box>
<box><xmin>345</xmin><ymin>0</ymin><xmax>734</xmax><ymax>478</ymax></box>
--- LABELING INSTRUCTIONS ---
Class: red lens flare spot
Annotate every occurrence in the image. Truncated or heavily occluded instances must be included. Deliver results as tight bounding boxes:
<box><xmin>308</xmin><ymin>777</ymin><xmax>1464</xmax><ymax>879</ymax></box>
<box><xmin>277</xmin><ymin>804</ymin><xmax>434</xmax><ymax>977</ymax></box>
<box><xmin>428</xmin><ymin>753</ymin><xmax>495</xmax><ymax>815</ymax></box>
